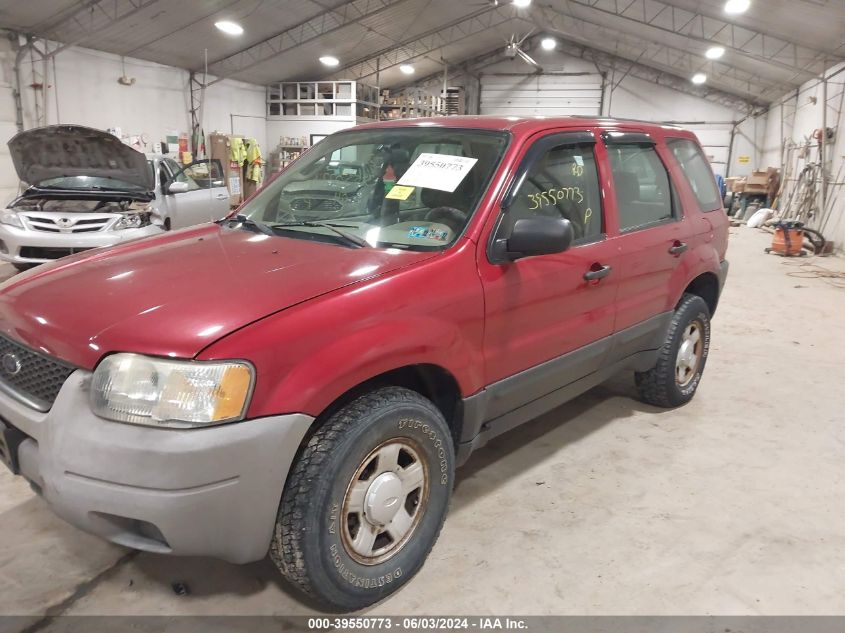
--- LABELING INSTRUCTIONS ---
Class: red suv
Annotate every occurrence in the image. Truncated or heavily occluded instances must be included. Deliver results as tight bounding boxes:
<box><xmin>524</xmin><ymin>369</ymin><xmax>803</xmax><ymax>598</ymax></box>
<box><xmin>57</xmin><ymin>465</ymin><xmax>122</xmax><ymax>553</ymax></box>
<box><xmin>0</xmin><ymin>117</ymin><xmax>728</xmax><ymax>610</ymax></box>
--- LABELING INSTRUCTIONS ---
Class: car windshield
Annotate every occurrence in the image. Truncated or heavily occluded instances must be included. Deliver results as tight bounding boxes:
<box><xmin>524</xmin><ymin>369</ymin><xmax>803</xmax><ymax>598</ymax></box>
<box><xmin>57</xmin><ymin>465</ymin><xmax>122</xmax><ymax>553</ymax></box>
<box><xmin>35</xmin><ymin>175</ymin><xmax>148</xmax><ymax>192</ymax></box>
<box><xmin>235</xmin><ymin>127</ymin><xmax>509</xmax><ymax>251</ymax></box>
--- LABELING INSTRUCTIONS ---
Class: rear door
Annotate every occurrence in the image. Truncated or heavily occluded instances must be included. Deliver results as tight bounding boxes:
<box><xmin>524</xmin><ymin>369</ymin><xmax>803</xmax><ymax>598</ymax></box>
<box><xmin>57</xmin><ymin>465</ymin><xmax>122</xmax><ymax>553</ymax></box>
<box><xmin>164</xmin><ymin>158</ymin><xmax>230</xmax><ymax>228</ymax></box>
<box><xmin>601</xmin><ymin>132</ymin><xmax>694</xmax><ymax>332</ymax></box>
<box><xmin>478</xmin><ymin>130</ymin><xmax>620</xmax><ymax>419</ymax></box>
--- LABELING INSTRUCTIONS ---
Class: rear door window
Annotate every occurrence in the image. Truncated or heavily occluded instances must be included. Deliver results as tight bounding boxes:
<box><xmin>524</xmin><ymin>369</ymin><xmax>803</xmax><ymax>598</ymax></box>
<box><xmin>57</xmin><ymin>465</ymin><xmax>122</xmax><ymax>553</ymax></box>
<box><xmin>666</xmin><ymin>138</ymin><xmax>722</xmax><ymax>211</ymax></box>
<box><xmin>606</xmin><ymin>143</ymin><xmax>675</xmax><ymax>232</ymax></box>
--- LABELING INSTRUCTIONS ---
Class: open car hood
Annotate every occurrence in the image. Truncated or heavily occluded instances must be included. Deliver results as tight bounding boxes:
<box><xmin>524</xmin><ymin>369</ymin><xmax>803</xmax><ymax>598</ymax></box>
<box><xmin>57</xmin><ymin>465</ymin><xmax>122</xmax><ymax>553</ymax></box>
<box><xmin>7</xmin><ymin>125</ymin><xmax>154</xmax><ymax>192</ymax></box>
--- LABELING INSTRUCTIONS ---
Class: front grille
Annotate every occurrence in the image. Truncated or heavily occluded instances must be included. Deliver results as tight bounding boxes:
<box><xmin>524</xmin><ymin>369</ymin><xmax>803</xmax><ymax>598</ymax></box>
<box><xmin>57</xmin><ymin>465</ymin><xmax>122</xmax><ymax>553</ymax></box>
<box><xmin>20</xmin><ymin>246</ymin><xmax>93</xmax><ymax>260</ymax></box>
<box><xmin>291</xmin><ymin>198</ymin><xmax>342</xmax><ymax>212</ymax></box>
<box><xmin>23</xmin><ymin>215</ymin><xmax>111</xmax><ymax>233</ymax></box>
<box><xmin>0</xmin><ymin>334</ymin><xmax>76</xmax><ymax>411</ymax></box>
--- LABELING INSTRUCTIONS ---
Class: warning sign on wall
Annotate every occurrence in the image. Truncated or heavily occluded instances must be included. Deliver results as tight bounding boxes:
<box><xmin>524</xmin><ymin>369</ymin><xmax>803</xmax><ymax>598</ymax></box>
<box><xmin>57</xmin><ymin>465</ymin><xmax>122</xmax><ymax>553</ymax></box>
<box><xmin>737</xmin><ymin>155</ymin><xmax>751</xmax><ymax>165</ymax></box>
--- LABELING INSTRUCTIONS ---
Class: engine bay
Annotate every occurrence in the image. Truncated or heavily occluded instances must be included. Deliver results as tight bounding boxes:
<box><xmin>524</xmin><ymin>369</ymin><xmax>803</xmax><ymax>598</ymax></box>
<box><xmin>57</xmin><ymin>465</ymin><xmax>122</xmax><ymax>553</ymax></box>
<box><xmin>11</xmin><ymin>197</ymin><xmax>152</xmax><ymax>216</ymax></box>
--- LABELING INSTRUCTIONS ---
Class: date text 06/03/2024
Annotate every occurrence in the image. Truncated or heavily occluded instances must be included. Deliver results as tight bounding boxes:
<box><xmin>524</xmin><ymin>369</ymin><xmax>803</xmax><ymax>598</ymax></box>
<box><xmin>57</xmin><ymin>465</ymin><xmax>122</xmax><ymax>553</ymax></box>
<box><xmin>306</xmin><ymin>617</ymin><xmax>529</xmax><ymax>630</ymax></box>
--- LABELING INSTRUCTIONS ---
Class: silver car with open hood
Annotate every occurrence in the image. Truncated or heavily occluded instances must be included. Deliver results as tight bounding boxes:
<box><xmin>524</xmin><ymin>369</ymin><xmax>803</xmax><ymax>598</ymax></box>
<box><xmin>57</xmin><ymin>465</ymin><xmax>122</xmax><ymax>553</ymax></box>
<box><xmin>0</xmin><ymin>125</ymin><xmax>230</xmax><ymax>270</ymax></box>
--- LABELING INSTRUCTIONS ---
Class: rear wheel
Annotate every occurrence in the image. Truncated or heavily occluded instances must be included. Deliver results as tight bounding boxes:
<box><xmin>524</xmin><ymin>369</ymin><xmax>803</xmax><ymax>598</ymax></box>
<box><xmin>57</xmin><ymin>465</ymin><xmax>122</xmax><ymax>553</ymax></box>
<box><xmin>635</xmin><ymin>294</ymin><xmax>711</xmax><ymax>408</ymax></box>
<box><xmin>272</xmin><ymin>387</ymin><xmax>454</xmax><ymax>611</ymax></box>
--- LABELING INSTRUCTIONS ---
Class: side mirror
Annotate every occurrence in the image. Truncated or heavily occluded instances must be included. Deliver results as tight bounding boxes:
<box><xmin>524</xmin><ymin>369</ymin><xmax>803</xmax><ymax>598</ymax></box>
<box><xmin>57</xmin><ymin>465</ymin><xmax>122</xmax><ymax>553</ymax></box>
<box><xmin>168</xmin><ymin>181</ymin><xmax>189</xmax><ymax>194</ymax></box>
<box><xmin>492</xmin><ymin>216</ymin><xmax>574</xmax><ymax>262</ymax></box>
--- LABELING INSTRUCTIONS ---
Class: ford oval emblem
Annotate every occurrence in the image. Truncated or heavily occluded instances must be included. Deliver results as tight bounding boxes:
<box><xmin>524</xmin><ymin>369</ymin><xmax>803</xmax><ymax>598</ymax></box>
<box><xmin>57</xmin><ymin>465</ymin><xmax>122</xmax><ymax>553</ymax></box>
<box><xmin>1</xmin><ymin>353</ymin><xmax>22</xmax><ymax>376</ymax></box>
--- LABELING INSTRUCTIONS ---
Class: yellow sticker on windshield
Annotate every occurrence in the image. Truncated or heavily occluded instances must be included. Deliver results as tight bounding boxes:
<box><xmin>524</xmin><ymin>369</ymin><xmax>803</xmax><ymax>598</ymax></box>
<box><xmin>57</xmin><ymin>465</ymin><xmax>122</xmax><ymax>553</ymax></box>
<box><xmin>385</xmin><ymin>185</ymin><xmax>415</xmax><ymax>201</ymax></box>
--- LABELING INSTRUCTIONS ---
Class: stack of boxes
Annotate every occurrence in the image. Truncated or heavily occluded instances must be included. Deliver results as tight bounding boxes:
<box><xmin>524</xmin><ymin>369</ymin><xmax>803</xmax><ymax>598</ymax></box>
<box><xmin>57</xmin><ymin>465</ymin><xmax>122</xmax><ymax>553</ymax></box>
<box><xmin>726</xmin><ymin>167</ymin><xmax>780</xmax><ymax>199</ymax></box>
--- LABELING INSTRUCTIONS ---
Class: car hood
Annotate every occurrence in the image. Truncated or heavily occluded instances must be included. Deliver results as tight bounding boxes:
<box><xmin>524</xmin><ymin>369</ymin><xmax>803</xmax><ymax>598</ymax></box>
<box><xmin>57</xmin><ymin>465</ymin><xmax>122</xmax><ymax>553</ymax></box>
<box><xmin>0</xmin><ymin>224</ymin><xmax>436</xmax><ymax>369</ymax></box>
<box><xmin>8</xmin><ymin>125</ymin><xmax>154</xmax><ymax>192</ymax></box>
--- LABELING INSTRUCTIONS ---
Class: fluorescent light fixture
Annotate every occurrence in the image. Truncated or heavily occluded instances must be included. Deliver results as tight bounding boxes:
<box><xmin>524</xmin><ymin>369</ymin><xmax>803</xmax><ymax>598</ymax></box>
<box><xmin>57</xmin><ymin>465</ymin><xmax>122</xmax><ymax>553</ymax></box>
<box><xmin>513</xmin><ymin>0</ymin><xmax>531</xmax><ymax>7</ymax></box>
<box><xmin>214</xmin><ymin>20</ymin><xmax>243</xmax><ymax>35</ymax></box>
<box><xmin>724</xmin><ymin>0</ymin><xmax>750</xmax><ymax>14</ymax></box>
<box><xmin>705</xmin><ymin>46</ymin><xmax>725</xmax><ymax>59</ymax></box>
<box><xmin>319</xmin><ymin>55</ymin><xmax>340</xmax><ymax>67</ymax></box>
<box><xmin>540</xmin><ymin>37</ymin><xmax>556</xmax><ymax>50</ymax></box>
<box><xmin>691</xmin><ymin>73</ymin><xmax>708</xmax><ymax>85</ymax></box>
<box><xmin>399</xmin><ymin>64</ymin><xmax>415</xmax><ymax>74</ymax></box>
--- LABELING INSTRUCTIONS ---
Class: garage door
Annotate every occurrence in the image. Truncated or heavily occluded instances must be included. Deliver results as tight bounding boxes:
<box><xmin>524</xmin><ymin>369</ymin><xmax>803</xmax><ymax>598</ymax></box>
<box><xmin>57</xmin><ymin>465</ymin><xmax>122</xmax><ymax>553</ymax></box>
<box><xmin>683</xmin><ymin>123</ymin><xmax>732</xmax><ymax>177</ymax></box>
<box><xmin>480</xmin><ymin>73</ymin><xmax>603</xmax><ymax>117</ymax></box>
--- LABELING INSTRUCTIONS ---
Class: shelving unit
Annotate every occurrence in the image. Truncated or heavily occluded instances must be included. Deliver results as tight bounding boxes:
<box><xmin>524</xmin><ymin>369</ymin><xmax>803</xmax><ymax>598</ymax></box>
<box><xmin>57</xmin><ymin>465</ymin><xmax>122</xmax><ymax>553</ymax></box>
<box><xmin>377</xmin><ymin>87</ymin><xmax>466</xmax><ymax>119</ymax></box>
<box><xmin>267</xmin><ymin>80</ymin><xmax>379</xmax><ymax>120</ymax></box>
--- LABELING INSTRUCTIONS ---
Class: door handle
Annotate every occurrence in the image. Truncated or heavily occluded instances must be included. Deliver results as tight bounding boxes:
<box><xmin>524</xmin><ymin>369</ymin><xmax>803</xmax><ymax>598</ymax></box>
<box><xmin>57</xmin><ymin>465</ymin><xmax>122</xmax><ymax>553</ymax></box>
<box><xmin>668</xmin><ymin>241</ymin><xmax>688</xmax><ymax>256</ymax></box>
<box><xmin>584</xmin><ymin>264</ymin><xmax>612</xmax><ymax>282</ymax></box>
<box><xmin>215</xmin><ymin>193</ymin><xmax>228</xmax><ymax>200</ymax></box>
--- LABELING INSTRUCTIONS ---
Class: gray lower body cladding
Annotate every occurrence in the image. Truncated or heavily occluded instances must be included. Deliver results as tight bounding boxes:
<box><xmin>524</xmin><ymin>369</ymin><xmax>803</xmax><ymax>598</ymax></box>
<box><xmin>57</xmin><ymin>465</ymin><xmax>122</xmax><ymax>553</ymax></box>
<box><xmin>0</xmin><ymin>370</ymin><xmax>312</xmax><ymax>563</ymax></box>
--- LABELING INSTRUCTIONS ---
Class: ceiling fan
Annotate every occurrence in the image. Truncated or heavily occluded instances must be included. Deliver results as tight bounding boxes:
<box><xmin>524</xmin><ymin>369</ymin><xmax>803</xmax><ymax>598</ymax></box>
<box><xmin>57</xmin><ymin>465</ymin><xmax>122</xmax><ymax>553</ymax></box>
<box><xmin>504</xmin><ymin>30</ymin><xmax>541</xmax><ymax>70</ymax></box>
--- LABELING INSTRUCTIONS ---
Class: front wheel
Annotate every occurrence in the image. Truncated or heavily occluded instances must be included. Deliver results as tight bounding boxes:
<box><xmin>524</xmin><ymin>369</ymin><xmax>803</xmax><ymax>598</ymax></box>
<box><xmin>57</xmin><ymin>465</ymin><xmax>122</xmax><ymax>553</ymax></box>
<box><xmin>635</xmin><ymin>293</ymin><xmax>711</xmax><ymax>408</ymax></box>
<box><xmin>272</xmin><ymin>387</ymin><xmax>455</xmax><ymax>611</ymax></box>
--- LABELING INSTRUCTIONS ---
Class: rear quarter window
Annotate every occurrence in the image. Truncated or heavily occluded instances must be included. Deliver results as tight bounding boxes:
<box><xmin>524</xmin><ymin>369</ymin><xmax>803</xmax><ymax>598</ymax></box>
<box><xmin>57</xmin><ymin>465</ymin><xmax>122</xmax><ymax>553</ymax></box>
<box><xmin>666</xmin><ymin>138</ymin><xmax>722</xmax><ymax>212</ymax></box>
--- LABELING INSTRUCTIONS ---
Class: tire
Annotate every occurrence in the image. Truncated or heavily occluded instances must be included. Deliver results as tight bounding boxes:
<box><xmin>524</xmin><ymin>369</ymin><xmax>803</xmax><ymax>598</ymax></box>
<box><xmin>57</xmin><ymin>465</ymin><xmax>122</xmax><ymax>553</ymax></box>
<box><xmin>635</xmin><ymin>293</ymin><xmax>711</xmax><ymax>408</ymax></box>
<box><xmin>271</xmin><ymin>387</ymin><xmax>455</xmax><ymax>611</ymax></box>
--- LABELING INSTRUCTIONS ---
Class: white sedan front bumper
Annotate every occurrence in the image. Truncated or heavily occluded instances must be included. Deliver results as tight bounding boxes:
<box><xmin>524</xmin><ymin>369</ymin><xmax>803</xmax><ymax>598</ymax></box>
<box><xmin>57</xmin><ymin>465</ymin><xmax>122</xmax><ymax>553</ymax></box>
<box><xmin>0</xmin><ymin>222</ymin><xmax>163</xmax><ymax>265</ymax></box>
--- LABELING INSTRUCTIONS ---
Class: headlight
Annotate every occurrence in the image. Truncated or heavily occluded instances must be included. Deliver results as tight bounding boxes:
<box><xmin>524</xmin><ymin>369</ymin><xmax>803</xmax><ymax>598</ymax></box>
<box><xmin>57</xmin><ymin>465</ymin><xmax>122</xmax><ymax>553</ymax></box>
<box><xmin>0</xmin><ymin>210</ymin><xmax>23</xmax><ymax>229</ymax></box>
<box><xmin>90</xmin><ymin>353</ymin><xmax>254</xmax><ymax>428</ymax></box>
<box><xmin>113</xmin><ymin>213</ymin><xmax>150</xmax><ymax>230</ymax></box>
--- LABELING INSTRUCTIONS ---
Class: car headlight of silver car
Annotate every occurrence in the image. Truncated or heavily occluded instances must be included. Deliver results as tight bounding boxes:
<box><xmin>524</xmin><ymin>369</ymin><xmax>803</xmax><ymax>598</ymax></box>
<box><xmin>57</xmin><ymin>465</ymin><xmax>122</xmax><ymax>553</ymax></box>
<box><xmin>113</xmin><ymin>213</ymin><xmax>151</xmax><ymax>230</ymax></box>
<box><xmin>0</xmin><ymin>210</ymin><xmax>23</xmax><ymax>229</ymax></box>
<box><xmin>90</xmin><ymin>353</ymin><xmax>254</xmax><ymax>428</ymax></box>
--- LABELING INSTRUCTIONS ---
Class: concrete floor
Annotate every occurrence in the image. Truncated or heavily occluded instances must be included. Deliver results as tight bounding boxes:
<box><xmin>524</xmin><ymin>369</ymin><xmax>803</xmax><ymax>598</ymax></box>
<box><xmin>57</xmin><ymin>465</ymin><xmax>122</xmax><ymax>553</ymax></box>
<box><xmin>1</xmin><ymin>226</ymin><xmax>845</xmax><ymax>619</ymax></box>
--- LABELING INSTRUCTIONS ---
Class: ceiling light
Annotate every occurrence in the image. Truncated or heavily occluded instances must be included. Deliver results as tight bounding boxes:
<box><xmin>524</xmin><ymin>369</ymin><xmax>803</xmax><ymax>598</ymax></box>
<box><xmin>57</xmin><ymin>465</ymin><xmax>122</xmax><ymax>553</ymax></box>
<box><xmin>724</xmin><ymin>0</ymin><xmax>750</xmax><ymax>14</ymax></box>
<box><xmin>540</xmin><ymin>37</ymin><xmax>556</xmax><ymax>50</ymax></box>
<box><xmin>513</xmin><ymin>0</ymin><xmax>532</xmax><ymax>7</ymax></box>
<box><xmin>691</xmin><ymin>73</ymin><xmax>707</xmax><ymax>85</ymax></box>
<box><xmin>399</xmin><ymin>64</ymin><xmax>415</xmax><ymax>74</ymax></box>
<box><xmin>319</xmin><ymin>55</ymin><xmax>340</xmax><ymax>67</ymax></box>
<box><xmin>705</xmin><ymin>46</ymin><xmax>725</xmax><ymax>60</ymax></box>
<box><xmin>214</xmin><ymin>20</ymin><xmax>243</xmax><ymax>36</ymax></box>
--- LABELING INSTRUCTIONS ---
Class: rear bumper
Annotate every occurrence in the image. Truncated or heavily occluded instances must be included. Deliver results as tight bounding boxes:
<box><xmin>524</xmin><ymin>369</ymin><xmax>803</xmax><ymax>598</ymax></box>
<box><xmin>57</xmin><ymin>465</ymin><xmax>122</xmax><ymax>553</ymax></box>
<box><xmin>0</xmin><ymin>370</ymin><xmax>312</xmax><ymax>563</ymax></box>
<box><xmin>0</xmin><ymin>224</ymin><xmax>162</xmax><ymax>264</ymax></box>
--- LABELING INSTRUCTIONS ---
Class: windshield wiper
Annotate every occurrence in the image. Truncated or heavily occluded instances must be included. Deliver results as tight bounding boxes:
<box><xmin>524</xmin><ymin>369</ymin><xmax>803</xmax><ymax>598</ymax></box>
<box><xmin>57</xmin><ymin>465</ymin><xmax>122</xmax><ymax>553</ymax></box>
<box><xmin>271</xmin><ymin>221</ymin><xmax>369</xmax><ymax>249</ymax></box>
<box><xmin>222</xmin><ymin>214</ymin><xmax>276</xmax><ymax>236</ymax></box>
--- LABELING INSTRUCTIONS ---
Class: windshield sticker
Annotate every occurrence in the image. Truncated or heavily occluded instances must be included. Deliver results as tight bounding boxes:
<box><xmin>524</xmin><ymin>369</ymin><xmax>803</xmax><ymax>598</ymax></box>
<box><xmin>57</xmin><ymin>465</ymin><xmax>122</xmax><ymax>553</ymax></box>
<box><xmin>397</xmin><ymin>153</ymin><xmax>478</xmax><ymax>193</ymax></box>
<box><xmin>385</xmin><ymin>185</ymin><xmax>415</xmax><ymax>201</ymax></box>
<box><xmin>408</xmin><ymin>226</ymin><xmax>449</xmax><ymax>242</ymax></box>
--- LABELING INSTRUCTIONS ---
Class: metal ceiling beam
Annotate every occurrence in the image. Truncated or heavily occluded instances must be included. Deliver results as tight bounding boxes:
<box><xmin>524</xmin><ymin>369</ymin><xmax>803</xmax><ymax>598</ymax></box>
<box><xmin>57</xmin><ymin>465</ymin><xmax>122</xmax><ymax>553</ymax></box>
<box><xmin>534</xmin><ymin>5</ymin><xmax>777</xmax><ymax>105</ymax></box>
<box><xmin>39</xmin><ymin>0</ymin><xmax>161</xmax><ymax>58</ymax></box>
<box><xmin>330</xmin><ymin>5</ymin><xmax>517</xmax><ymax>81</ymax></box>
<box><xmin>395</xmin><ymin>33</ymin><xmax>757</xmax><ymax>113</ymax></box>
<box><xmin>205</xmin><ymin>0</ymin><xmax>413</xmax><ymax>86</ymax></box>
<box><xmin>557</xmin><ymin>0</ymin><xmax>838</xmax><ymax>84</ymax></box>
<box><xmin>559</xmin><ymin>40</ymin><xmax>758</xmax><ymax>112</ymax></box>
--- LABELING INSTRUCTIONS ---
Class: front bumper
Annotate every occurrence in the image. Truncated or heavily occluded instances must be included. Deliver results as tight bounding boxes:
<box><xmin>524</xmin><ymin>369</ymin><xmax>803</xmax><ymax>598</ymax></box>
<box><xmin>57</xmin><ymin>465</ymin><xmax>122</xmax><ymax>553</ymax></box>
<box><xmin>718</xmin><ymin>260</ymin><xmax>729</xmax><ymax>292</ymax></box>
<box><xmin>0</xmin><ymin>370</ymin><xmax>313</xmax><ymax>563</ymax></box>
<box><xmin>0</xmin><ymin>223</ymin><xmax>162</xmax><ymax>264</ymax></box>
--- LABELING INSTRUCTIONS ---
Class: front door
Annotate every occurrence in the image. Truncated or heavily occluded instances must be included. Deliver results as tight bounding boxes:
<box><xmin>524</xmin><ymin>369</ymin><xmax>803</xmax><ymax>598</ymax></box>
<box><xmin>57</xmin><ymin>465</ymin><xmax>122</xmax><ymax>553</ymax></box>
<box><xmin>164</xmin><ymin>158</ymin><xmax>230</xmax><ymax>229</ymax></box>
<box><xmin>478</xmin><ymin>131</ymin><xmax>620</xmax><ymax>419</ymax></box>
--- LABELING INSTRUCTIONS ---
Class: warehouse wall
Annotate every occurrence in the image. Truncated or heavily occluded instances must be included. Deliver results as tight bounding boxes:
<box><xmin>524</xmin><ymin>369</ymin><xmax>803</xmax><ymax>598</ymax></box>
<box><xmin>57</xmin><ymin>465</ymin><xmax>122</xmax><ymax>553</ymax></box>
<box><xmin>437</xmin><ymin>49</ymin><xmax>763</xmax><ymax>179</ymax></box>
<box><xmin>265</xmin><ymin>117</ymin><xmax>359</xmax><ymax>150</ymax></box>
<box><xmin>761</xmin><ymin>62</ymin><xmax>845</xmax><ymax>250</ymax></box>
<box><xmin>0</xmin><ymin>37</ymin><xmax>20</xmax><ymax>205</ymax></box>
<box><xmin>0</xmin><ymin>35</ymin><xmax>266</xmax><ymax>205</ymax></box>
